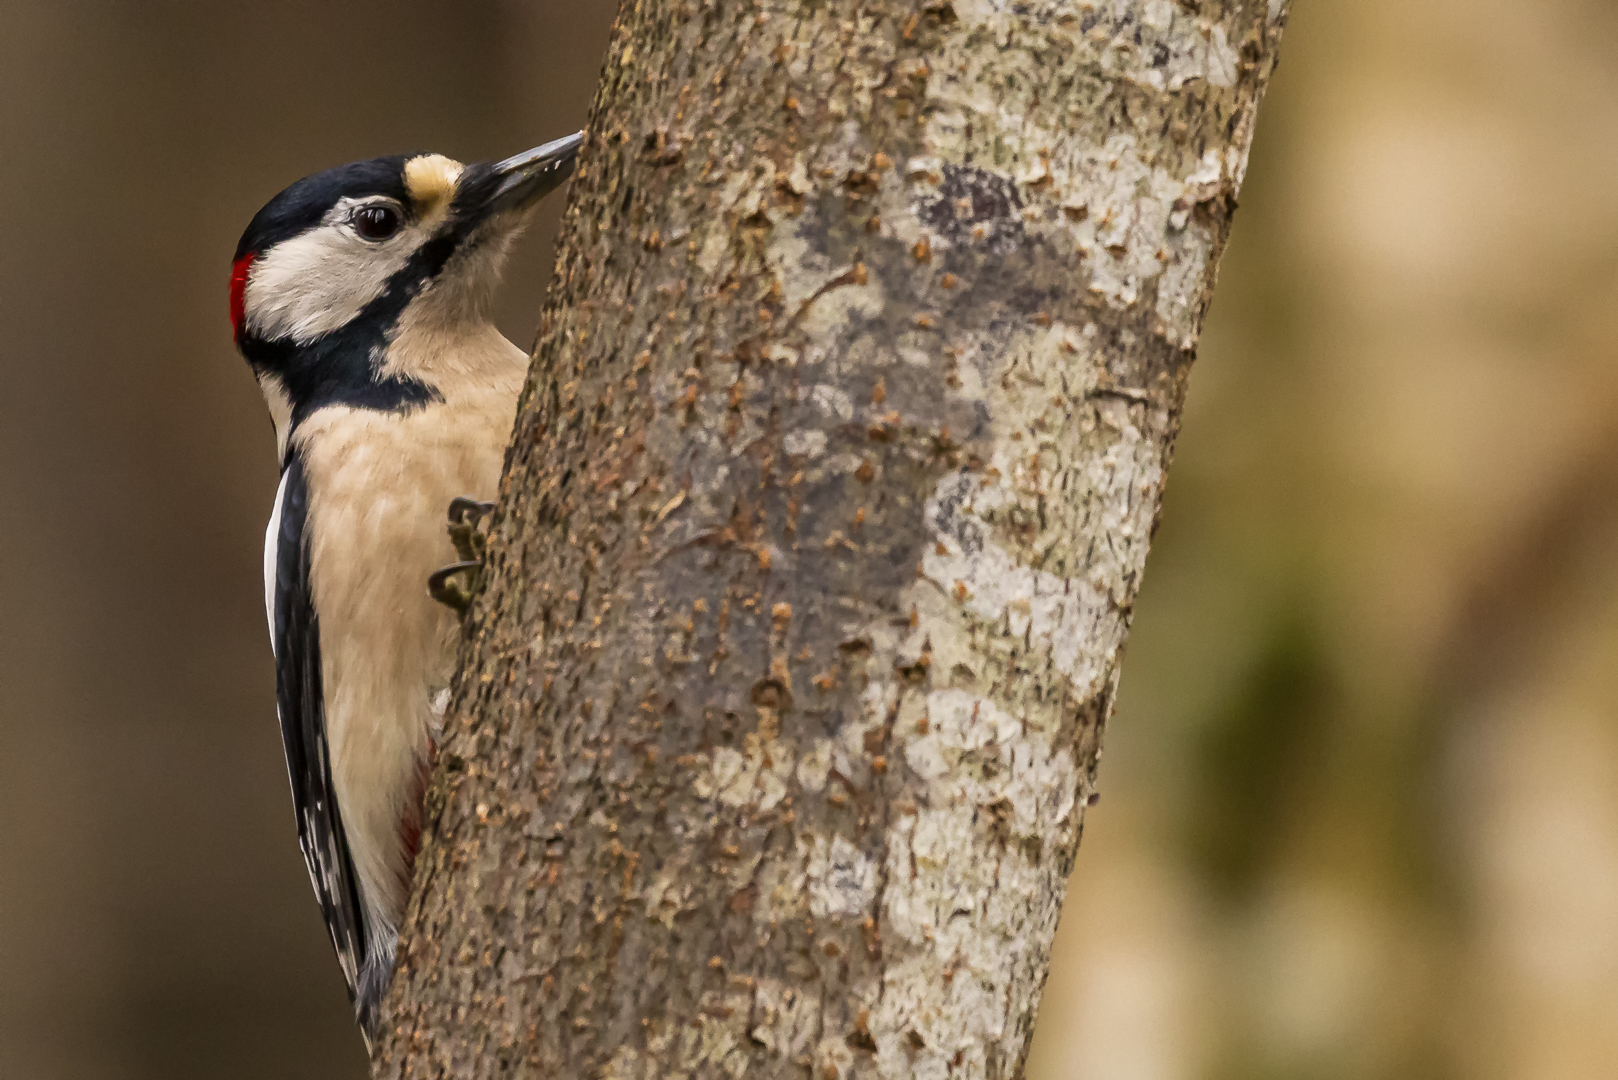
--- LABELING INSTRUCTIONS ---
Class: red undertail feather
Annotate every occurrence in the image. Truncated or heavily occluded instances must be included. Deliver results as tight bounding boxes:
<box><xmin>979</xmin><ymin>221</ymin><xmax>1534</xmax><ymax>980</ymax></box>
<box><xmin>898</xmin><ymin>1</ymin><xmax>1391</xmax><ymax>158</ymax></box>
<box><xmin>397</xmin><ymin>741</ymin><xmax>437</xmax><ymax>889</ymax></box>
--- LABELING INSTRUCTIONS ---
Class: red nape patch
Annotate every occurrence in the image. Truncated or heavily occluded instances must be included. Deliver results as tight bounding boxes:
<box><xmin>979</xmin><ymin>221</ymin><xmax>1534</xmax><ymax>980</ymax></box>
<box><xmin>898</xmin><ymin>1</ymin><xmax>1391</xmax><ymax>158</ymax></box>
<box><xmin>229</xmin><ymin>252</ymin><xmax>255</xmax><ymax>341</ymax></box>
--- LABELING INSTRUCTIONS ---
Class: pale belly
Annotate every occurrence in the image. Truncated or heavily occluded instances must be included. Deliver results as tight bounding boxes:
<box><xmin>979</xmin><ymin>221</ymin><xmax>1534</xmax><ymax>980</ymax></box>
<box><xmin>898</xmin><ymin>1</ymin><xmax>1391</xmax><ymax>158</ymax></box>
<box><xmin>293</xmin><ymin>389</ymin><xmax>515</xmax><ymax>926</ymax></box>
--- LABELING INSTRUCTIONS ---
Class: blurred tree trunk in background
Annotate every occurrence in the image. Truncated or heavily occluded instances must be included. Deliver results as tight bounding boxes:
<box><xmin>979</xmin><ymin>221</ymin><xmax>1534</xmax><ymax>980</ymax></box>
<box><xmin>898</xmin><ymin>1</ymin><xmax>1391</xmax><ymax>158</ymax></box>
<box><xmin>376</xmin><ymin>1</ymin><xmax>1287</xmax><ymax>1076</ymax></box>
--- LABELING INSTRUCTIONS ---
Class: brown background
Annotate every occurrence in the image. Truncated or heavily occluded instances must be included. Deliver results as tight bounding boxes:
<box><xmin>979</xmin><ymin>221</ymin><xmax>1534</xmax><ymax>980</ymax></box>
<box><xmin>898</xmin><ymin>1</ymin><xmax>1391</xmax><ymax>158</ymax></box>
<box><xmin>2</xmin><ymin>2</ymin><xmax>1614</xmax><ymax>1078</ymax></box>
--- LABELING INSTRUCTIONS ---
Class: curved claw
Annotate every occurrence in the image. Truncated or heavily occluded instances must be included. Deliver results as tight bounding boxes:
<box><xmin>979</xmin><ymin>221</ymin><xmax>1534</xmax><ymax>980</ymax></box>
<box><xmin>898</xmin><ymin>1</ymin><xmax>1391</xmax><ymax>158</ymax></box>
<box><xmin>448</xmin><ymin>497</ymin><xmax>497</xmax><ymax>526</ymax></box>
<box><xmin>438</xmin><ymin>497</ymin><xmax>498</xmax><ymax>609</ymax></box>
<box><xmin>447</xmin><ymin>497</ymin><xmax>497</xmax><ymax>562</ymax></box>
<box><xmin>428</xmin><ymin>560</ymin><xmax>483</xmax><ymax>614</ymax></box>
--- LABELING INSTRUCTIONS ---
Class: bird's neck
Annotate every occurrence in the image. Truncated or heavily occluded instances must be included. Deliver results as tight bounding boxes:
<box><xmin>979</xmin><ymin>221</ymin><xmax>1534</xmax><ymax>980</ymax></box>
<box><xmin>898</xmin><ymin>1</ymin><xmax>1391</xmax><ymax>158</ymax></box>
<box><xmin>249</xmin><ymin>313</ymin><xmax>524</xmax><ymax>468</ymax></box>
<box><xmin>246</xmin><ymin>327</ymin><xmax>442</xmax><ymax>468</ymax></box>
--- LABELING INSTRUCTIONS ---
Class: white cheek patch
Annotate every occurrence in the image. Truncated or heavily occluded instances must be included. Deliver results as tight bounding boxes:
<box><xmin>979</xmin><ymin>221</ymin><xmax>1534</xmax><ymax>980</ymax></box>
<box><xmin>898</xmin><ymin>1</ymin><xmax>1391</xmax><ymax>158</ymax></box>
<box><xmin>243</xmin><ymin>202</ymin><xmax>437</xmax><ymax>344</ymax></box>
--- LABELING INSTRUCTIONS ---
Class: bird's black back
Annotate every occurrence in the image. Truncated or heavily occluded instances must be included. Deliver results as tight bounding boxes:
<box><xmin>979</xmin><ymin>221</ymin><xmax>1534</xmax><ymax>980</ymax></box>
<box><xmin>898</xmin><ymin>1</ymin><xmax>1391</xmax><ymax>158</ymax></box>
<box><xmin>271</xmin><ymin>452</ymin><xmax>373</xmax><ymax>1029</ymax></box>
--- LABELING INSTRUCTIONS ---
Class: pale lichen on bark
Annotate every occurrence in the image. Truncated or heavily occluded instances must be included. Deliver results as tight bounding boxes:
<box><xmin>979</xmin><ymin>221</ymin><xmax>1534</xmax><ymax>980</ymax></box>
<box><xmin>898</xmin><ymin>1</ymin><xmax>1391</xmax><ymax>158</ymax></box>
<box><xmin>376</xmin><ymin>2</ymin><xmax>1288</xmax><ymax>1078</ymax></box>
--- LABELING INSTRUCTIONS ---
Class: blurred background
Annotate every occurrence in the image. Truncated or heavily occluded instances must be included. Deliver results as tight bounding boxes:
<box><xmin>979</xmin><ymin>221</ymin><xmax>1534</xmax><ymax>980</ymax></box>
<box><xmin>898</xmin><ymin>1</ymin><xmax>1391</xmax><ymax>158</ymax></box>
<box><xmin>1</xmin><ymin>1</ymin><xmax>1613</xmax><ymax>1077</ymax></box>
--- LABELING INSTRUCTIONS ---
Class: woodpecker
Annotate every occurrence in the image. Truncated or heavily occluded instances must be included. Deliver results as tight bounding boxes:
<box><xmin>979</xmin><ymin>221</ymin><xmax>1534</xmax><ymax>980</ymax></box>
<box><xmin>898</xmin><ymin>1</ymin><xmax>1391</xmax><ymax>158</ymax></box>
<box><xmin>231</xmin><ymin>132</ymin><xmax>582</xmax><ymax>1044</ymax></box>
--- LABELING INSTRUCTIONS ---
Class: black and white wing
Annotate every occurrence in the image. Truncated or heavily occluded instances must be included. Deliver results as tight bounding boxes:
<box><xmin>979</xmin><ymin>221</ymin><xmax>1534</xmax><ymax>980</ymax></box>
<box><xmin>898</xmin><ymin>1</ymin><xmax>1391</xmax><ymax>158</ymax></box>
<box><xmin>266</xmin><ymin>453</ymin><xmax>371</xmax><ymax>1019</ymax></box>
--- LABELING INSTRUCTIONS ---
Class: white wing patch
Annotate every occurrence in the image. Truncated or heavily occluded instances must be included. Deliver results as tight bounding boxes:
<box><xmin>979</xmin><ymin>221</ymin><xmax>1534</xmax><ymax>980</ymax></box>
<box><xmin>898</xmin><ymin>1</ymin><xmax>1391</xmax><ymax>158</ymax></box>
<box><xmin>264</xmin><ymin>468</ymin><xmax>290</xmax><ymax>652</ymax></box>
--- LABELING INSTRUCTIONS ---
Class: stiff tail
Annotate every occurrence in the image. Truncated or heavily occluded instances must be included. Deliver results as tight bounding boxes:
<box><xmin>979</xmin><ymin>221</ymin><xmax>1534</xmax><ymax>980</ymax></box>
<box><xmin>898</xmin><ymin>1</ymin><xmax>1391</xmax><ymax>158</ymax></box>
<box><xmin>355</xmin><ymin>923</ymin><xmax>398</xmax><ymax>1051</ymax></box>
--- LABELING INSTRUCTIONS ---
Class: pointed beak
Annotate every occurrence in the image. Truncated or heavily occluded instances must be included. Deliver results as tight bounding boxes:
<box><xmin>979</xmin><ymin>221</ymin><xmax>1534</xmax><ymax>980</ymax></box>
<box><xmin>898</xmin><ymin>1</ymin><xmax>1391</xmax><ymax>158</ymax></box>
<box><xmin>484</xmin><ymin>131</ymin><xmax>584</xmax><ymax>214</ymax></box>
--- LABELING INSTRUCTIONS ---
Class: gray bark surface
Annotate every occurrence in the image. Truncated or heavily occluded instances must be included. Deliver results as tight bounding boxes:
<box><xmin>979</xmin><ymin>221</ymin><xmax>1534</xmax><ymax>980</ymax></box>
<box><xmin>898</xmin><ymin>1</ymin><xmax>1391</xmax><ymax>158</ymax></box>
<box><xmin>376</xmin><ymin>2</ymin><xmax>1288</xmax><ymax>1076</ymax></box>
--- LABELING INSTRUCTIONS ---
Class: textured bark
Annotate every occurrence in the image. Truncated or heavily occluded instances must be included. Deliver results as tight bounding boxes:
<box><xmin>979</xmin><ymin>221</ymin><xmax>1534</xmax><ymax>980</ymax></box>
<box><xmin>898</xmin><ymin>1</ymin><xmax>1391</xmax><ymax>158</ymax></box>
<box><xmin>376</xmin><ymin>1</ymin><xmax>1287</xmax><ymax>1076</ymax></box>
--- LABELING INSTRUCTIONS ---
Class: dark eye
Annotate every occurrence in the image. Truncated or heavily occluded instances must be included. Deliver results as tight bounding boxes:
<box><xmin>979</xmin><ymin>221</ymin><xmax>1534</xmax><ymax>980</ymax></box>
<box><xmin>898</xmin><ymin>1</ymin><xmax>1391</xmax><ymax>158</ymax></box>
<box><xmin>352</xmin><ymin>204</ymin><xmax>400</xmax><ymax>241</ymax></box>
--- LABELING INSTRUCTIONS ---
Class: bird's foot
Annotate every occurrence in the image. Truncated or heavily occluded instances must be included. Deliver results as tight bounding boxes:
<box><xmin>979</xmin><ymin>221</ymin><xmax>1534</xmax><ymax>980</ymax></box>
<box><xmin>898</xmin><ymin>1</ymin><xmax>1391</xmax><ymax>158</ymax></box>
<box><xmin>428</xmin><ymin>498</ymin><xmax>497</xmax><ymax>614</ymax></box>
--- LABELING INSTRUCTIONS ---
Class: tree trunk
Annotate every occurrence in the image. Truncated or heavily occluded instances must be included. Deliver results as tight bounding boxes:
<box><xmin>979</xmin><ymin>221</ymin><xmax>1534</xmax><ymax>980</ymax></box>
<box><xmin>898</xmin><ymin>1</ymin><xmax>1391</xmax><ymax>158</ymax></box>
<box><xmin>376</xmin><ymin>1</ymin><xmax>1288</xmax><ymax>1076</ymax></box>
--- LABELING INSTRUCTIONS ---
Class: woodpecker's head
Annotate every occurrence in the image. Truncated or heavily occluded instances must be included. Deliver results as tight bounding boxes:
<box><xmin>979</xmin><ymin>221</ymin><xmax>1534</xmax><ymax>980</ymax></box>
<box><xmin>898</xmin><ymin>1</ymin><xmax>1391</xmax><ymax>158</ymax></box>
<box><xmin>231</xmin><ymin>133</ymin><xmax>581</xmax><ymax>447</ymax></box>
